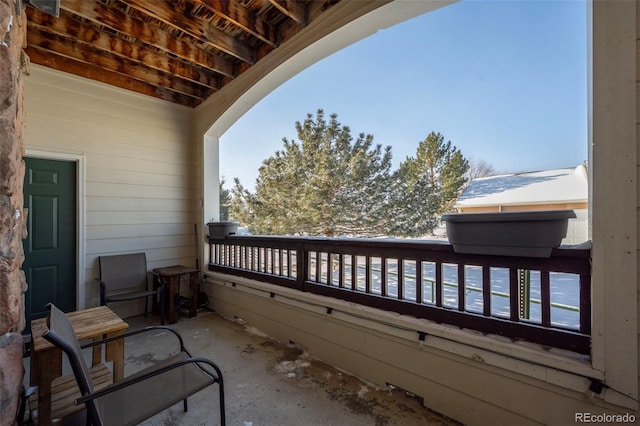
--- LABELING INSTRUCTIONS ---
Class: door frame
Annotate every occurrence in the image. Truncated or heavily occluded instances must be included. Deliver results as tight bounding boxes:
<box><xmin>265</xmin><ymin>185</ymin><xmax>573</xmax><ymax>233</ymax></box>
<box><xmin>25</xmin><ymin>149</ymin><xmax>86</xmax><ymax>310</ymax></box>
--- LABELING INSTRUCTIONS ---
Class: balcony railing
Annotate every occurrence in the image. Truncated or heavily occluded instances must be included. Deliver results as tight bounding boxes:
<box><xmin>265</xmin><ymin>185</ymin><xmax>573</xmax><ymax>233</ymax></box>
<box><xmin>208</xmin><ymin>236</ymin><xmax>591</xmax><ymax>355</ymax></box>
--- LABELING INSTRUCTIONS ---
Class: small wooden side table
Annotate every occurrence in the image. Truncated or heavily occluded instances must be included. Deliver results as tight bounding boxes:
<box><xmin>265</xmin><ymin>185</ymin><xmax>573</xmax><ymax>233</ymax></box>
<box><xmin>152</xmin><ymin>265</ymin><xmax>200</xmax><ymax>325</ymax></box>
<box><xmin>30</xmin><ymin>306</ymin><xmax>128</xmax><ymax>425</ymax></box>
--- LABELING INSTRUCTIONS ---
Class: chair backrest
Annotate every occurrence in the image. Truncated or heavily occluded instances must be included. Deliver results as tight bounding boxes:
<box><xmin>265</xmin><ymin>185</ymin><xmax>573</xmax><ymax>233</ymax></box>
<box><xmin>43</xmin><ymin>304</ymin><xmax>103</xmax><ymax>424</ymax></box>
<box><xmin>99</xmin><ymin>252</ymin><xmax>148</xmax><ymax>293</ymax></box>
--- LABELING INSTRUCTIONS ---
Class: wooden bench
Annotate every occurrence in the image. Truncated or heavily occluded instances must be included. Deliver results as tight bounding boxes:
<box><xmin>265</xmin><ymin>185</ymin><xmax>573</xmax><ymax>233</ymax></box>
<box><xmin>29</xmin><ymin>363</ymin><xmax>113</xmax><ymax>423</ymax></box>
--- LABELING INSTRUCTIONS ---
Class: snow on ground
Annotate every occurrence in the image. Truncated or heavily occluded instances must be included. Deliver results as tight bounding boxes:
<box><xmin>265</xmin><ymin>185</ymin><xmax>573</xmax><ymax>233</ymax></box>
<box><xmin>318</xmin><ymin>260</ymin><xmax>581</xmax><ymax>330</ymax></box>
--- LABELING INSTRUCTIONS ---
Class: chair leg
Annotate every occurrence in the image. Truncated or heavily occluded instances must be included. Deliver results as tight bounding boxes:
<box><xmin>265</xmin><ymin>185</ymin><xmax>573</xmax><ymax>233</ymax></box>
<box><xmin>183</xmin><ymin>398</ymin><xmax>188</xmax><ymax>412</ymax></box>
<box><xmin>220</xmin><ymin>385</ymin><xmax>226</xmax><ymax>425</ymax></box>
<box><xmin>160</xmin><ymin>284</ymin><xmax>165</xmax><ymax>326</ymax></box>
<box><xmin>144</xmin><ymin>296</ymin><xmax>148</xmax><ymax>318</ymax></box>
<box><xmin>215</xmin><ymin>370</ymin><xmax>226</xmax><ymax>426</ymax></box>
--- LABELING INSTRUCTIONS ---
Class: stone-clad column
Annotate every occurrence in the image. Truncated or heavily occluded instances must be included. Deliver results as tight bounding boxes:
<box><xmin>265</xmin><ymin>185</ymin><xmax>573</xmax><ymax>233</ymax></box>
<box><xmin>0</xmin><ymin>0</ymin><xmax>27</xmax><ymax>423</ymax></box>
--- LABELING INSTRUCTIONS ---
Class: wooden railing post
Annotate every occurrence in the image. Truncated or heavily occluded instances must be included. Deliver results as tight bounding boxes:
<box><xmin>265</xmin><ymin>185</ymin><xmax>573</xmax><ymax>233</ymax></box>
<box><xmin>296</xmin><ymin>243</ymin><xmax>306</xmax><ymax>291</ymax></box>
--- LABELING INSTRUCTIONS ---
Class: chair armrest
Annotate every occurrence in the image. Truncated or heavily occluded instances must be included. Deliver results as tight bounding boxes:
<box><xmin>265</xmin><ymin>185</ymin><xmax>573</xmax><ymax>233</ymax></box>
<box><xmin>79</xmin><ymin>326</ymin><xmax>187</xmax><ymax>352</ymax></box>
<box><xmin>76</xmin><ymin>356</ymin><xmax>223</xmax><ymax>404</ymax></box>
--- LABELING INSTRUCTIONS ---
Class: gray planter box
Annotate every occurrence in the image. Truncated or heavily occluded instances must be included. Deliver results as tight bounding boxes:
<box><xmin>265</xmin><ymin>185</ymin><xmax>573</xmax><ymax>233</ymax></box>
<box><xmin>441</xmin><ymin>210</ymin><xmax>577</xmax><ymax>257</ymax></box>
<box><xmin>207</xmin><ymin>221</ymin><xmax>239</xmax><ymax>239</ymax></box>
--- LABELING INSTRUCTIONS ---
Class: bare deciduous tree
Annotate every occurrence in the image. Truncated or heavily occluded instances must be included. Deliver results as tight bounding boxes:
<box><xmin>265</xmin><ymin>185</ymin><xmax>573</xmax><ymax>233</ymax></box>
<box><xmin>465</xmin><ymin>158</ymin><xmax>496</xmax><ymax>185</ymax></box>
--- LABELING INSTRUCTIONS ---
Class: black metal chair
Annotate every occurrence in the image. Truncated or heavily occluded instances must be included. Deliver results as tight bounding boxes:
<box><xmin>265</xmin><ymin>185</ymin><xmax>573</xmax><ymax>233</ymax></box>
<box><xmin>42</xmin><ymin>303</ymin><xmax>225</xmax><ymax>425</ymax></box>
<box><xmin>98</xmin><ymin>253</ymin><xmax>157</xmax><ymax>318</ymax></box>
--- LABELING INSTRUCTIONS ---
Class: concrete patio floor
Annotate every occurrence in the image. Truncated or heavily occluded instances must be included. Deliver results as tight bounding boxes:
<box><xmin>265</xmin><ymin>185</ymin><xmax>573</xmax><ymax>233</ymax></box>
<box><xmin>25</xmin><ymin>309</ymin><xmax>461</xmax><ymax>426</ymax></box>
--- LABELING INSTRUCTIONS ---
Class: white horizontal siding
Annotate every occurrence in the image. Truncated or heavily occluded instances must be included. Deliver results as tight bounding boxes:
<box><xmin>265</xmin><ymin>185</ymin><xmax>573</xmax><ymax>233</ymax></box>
<box><xmin>86</xmin><ymin>234</ymin><xmax>194</xmax><ymax>255</ymax></box>
<box><xmin>86</xmin><ymin>182</ymin><xmax>191</xmax><ymax>200</ymax></box>
<box><xmin>89</xmin><ymin>168</ymin><xmax>190</xmax><ymax>188</ymax></box>
<box><xmin>25</xmin><ymin>66</ymin><xmax>197</xmax><ymax>310</ymax></box>
<box><xmin>87</xmin><ymin>211</ymin><xmax>193</xmax><ymax>226</ymax></box>
<box><xmin>26</xmin><ymin>124</ymin><xmax>189</xmax><ymax>164</ymax></box>
<box><xmin>564</xmin><ymin>209</ymin><xmax>589</xmax><ymax>245</ymax></box>
<box><xmin>87</xmin><ymin>196</ymin><xmax>190</xmax><ymax>211</ymax></box>
<box><xmin>87</xmin><ymin>223</ymin><xmax>193</xmax><ymax>240</ymax></box>
<box><xmin>26</xmin><ymin>73</ymin><xmax>190</xmax><ymax>138</ymax></box>
<box><xmin>86</xmin><ymin>154</ymin><xmax>189</xmax><ymax>176</ymax></box>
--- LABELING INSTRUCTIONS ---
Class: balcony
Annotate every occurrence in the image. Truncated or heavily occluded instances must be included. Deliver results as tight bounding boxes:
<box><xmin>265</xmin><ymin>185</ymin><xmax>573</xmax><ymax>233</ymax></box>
<box><xmin>22</xmin><ymin>237</ymin><xmax>592</xmax><ymax>425</ymax></box>
<box><xmin>204</xmin><ymin>235</ymin><xmax>595</xmax><ymax>424</ymax></box>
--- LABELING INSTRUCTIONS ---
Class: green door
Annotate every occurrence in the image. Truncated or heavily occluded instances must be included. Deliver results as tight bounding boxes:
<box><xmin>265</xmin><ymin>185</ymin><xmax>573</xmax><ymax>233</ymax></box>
<box><xmin>23</xmin><ymin>157</ymin><xmax>77</xmax><ymax>329</ymax></box>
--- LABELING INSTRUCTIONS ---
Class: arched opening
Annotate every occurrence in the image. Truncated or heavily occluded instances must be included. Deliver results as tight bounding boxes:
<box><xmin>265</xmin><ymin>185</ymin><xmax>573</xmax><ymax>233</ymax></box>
<box><xmin>198</xmin><ymin>0</ymin><xmax>639</xmax><ymax>414</ymax></box>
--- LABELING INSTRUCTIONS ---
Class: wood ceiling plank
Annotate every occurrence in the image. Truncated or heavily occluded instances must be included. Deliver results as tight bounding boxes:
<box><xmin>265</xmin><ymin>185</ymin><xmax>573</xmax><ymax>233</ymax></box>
<box><xmin>25</xmin><ymin>0</ymin><xmax>343</xmax><ymax>107</ymax></box>
<box><xmin>120</xmin><ymin>0</ymin><xmax>256</xmax><ymax>64</ymax></box>
<box><xmin>268</xmin><ymin>0</ymin><xmax>306</xmax><ymax>25</ymax></box>
<box><xmin>196</xmin><ymin>0</ymin><xmax>278</xmax><ymax>47</ymax></box>
<box><xmin>26</xmin><ymin>8</ymin><xmax>221</xmax><ymax>89</ymax></box>
<box><xmin>274</xmin><ymin>0</ymin><xmax>340</xmax><ymax>50</ymax></box>
<box><xmin>59</xmin><ymin>0</ymin><xmax>235</xmax><ymax>77</ymax></box>
<box><xmin>27</xmin><ymin>26</ymin><xmax>209</xmax><ymax>100</ymax></box>
<box><xmin>26</xmin><ymin>46</ymin><xmax>200</xmax><ymax>107</ymax></box>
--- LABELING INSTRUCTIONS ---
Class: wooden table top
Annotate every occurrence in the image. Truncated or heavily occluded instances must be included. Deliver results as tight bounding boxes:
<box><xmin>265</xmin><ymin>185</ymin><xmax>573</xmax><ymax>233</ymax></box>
<box><xmin>31</xmin><ymin>306</ymin><xmax>129</xmax><ymax>352</ymax></box>
<box><xmin>153</xmin><ymin>265</ymin><xmax>199</xmax><ymax>276</ymax></box>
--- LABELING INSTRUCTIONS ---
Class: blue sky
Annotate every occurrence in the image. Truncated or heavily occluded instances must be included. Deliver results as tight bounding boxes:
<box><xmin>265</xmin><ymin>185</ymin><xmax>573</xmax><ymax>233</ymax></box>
<box><xmin>220</xmin><ymin>0</ymin><xmax>587</xmax><ymax>190</ymax></box>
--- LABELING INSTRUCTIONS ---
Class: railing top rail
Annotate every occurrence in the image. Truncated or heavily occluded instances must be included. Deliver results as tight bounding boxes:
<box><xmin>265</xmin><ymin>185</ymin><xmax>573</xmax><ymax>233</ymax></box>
<box><xmin>209</xmin><ymin>235</ymin><xmax>590</xmax><ymax>254</ymax></box>
<box><xmin>209</xmin><ymin>235</ymin><xmax>591</xmax><ymax>273</ymax></box>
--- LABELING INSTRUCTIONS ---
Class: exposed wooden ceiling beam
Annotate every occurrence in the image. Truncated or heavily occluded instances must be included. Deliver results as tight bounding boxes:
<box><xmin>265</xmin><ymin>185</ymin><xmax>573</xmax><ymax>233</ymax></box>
<box><xmin>24</xmin><ymin>0</ymin><xmax>346</xmax><ymax>107</ymax></box>
<box><xmin>26</xmin><ymin>8</ymin><xmax>221</xmax><ymax>89</ymax></box>
<box><xmin>25</xmin><ymin>46</ymin><xmax>200</xmax><ymax>107</ymax></box>
<box><xmin>59</xmin><ymin>0</ymin><xmax>235</xmax><ymax>77</ymax></box>
<box><xmin>120</xmin><ymin>0</ymin><xmax>256</xmax><ymax>64</ymax></box>
<box><xmin>269</xmin><ymin>0</ymin><xmax>307</xmax><ymax>25</ymax></box>
<box><xmin>195</xmin><ymin>0</ymin><xmax>278</xmax><ymax>47</ymax></box>
<box><xmin>27</xmin><ymin>27</ymin><xmax>209</xmax><ymax>100</ymax></box>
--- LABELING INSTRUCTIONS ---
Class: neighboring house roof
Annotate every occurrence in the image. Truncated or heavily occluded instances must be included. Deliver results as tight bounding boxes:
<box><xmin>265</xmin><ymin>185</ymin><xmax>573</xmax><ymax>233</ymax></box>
<box><xmin>456</xmin><ymin>165</ymin><xmax>588</xmax><ymax>208</ymax></box>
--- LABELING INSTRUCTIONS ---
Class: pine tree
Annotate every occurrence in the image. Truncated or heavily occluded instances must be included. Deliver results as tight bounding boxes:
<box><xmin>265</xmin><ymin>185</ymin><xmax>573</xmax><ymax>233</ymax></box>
<box><xmin>237</xmin><ymin>110</ymin><xmax>394</xmax><ymax>236</ymax></box>
<box><xmin>219</xmin><ymin>177</ymin><xmax>232</xmax><ymax>221</ymax></box>
<box><xmin>228</xmin><ymin>178</ymin><xmax>255</xmax><ymax>230</ymax></box>
<box><xmin>391</xmin><ymin>131</ymin><xmax>469</xmax><ymax>237</ymax></box>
